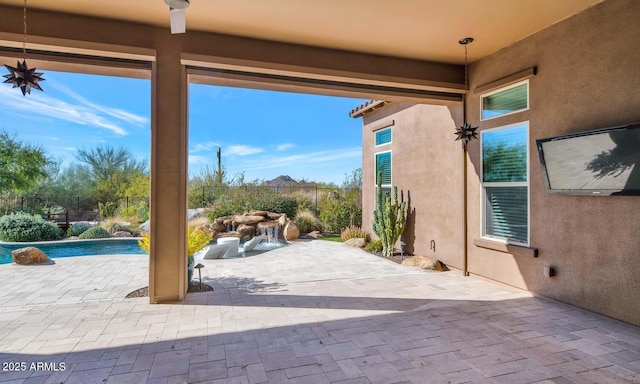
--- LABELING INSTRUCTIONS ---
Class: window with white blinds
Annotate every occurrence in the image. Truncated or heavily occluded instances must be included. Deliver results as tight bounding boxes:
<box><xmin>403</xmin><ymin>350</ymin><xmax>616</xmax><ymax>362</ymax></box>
<box><xmin>481</xmin><ymin>123</ymin><xmax>529</xmax><ymax>245</ymax></box>
<box><xmin>481</xmin><ymin>80</ymin><xmax>528</xmax><ymax>120</ymax></box>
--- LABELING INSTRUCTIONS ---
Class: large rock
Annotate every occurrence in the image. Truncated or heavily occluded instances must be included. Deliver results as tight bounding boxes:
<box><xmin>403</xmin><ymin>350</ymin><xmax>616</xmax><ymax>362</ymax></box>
<box><xmin>248</xmin><ymin>210</ymin><xmax>268</xmax><ymax>217</ymax></box>
<box><xmin>343</xmin><ymin>238</ymin><xmax>366</xmax><ymax>248</ymax></box>
<box><xmin>284</xmin><ymin>221</ymin><xmax>300</xmax><ymax>241</ymax></box>
<box><xmin>257</xmin><ymin>221</ymin><xmax>280</xmax><ymax>231</ymax></box>
<box><xmin>12</xmin><ymin>247</ymin><xmax>51</xmax><ymax>265</ymax></box>
<box><xmin>401</xmin><ymin>256</ymin><xmax>449</xmax><ymax>271</ymax></box>
<box><xmin>112</xmin><ymin>231</ymin><xmax>133</xmax><ymax>238</ymax></box>
<box><xmin>210</xmin><ymin>221</ymin><xmax>226</xmax><ymax>233</ymax></box>
<box><xmin>237</xmin><ymin>224</ymin><xmax>255</xmax><ymax>240</ymax></box>
<box><xmin>234</xmin><ymin>215</ymin><xmax>265</xmax><ymax>225</ymax></box>
<box><xmin>278</xmin><ymin>214</ymin><xmax>288</xmax><ymax>228</ymax></box>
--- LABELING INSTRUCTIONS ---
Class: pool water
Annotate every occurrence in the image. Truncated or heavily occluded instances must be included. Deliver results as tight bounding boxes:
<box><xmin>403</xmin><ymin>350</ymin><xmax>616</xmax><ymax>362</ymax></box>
<box><xmin>0</xmin><ymin>239</ymin><xmax>145</xmax><ymax>264</ymax></box>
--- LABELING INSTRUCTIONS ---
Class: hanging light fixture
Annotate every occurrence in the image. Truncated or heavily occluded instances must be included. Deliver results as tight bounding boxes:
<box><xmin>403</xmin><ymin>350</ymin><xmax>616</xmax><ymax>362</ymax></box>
<box><xmin>3</xmin><ymin>0</ymin><xmax>45</xmax><ymax>96</ymax></box>
<box><xmin>454</xmin><ymin>37</ymin><xmax>477</xmax><ymax>145</ymax></box>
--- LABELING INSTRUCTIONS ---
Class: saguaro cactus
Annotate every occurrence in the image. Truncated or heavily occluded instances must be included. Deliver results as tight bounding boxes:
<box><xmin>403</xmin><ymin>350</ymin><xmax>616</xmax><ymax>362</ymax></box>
<box><xmin>372</xmin><ymin>174</ymin><xmax>406</xmax><ymax>257</ymax></box>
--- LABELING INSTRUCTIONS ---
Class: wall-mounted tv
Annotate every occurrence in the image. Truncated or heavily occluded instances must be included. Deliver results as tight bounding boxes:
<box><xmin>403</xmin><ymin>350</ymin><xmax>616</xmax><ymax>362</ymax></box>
<box><xmin>536</xmin><ymin>122</ymin><xmax>640</xmax><ymax>196</ymax></box>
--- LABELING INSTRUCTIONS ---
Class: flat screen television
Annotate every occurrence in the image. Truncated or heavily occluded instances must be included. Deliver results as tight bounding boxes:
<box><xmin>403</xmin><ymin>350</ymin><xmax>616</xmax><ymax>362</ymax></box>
<box><xmin>536</xmin><ymin>122</ymin><xmax>640</xmax><ymax>196</ymax></box>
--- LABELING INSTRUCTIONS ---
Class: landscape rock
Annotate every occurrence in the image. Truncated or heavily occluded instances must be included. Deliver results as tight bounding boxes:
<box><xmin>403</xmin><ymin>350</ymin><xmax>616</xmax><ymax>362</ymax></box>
<box><xmin>112</xmin><ymin>231</ymin><xmax>133</xmax><ymax>238</ymax></box>
<box><xmin>267</xmin><ymin>212</ymin><xmax>283</xmax><ymax>220</ymax></box>
<box><xmin>233</xmin><ymin>215</ymin><xmax>265</xmax><ymax>225</ymax></box>
<box><xmin>210</xmin><ymin>221</ymin><xmax>226</xmax><ymax>233</ymax></box>
<box><xmin>401</xmin><ymin>256</ymin><xmax>449</xmax><ymax>271</ymax></box>
<box><xmin>237</xmin><ymin>224</ymin><xmax>255</xmax><ymax>240</ymax></box>
<box><xmin>284</xmin><ymin>221</ymin><xmax>300</xmax><ymax>241</ymax></box>
<box><xmin>343</xmin><ymin>238</ymin><xmax>367</xmax><ymax>248</ymax></box>
<box><xmin>139</xmin><ymin>220</ymin><xmax>150</xmax><ymax>232</ymax></box>
<box><xmin>248</xmin><ymin>210</ymin><xmax>268</xmax><ymax>216</ymax></box>
<box><xmin>278</xmin><ymin>214</ymin><xmax>288</xmax><ymax>227</ymax></box>
<box><xmin>12</xmin><ymin>247</ymin><xmax>51</xmax><ymax>265</ymax></box>
<box><xmin>303</xmin><ymin>231</ymin><xmax>322</xmax><ymax>239</ymax></box>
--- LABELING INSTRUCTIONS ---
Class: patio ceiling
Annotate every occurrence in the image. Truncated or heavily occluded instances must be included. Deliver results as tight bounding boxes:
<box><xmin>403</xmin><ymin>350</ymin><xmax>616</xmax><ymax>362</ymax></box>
<box><xmin>0</xmin><ymin>0</ymin><xmax>603</xmax><ymax>64</ymax></box>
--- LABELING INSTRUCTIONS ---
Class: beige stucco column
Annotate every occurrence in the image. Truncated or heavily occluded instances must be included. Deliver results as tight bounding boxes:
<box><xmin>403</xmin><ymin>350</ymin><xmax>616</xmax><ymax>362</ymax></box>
<box><xmin>149</xmin><ymin>43</ymin><xmax>188</xmax><ymax>303</ymax></box>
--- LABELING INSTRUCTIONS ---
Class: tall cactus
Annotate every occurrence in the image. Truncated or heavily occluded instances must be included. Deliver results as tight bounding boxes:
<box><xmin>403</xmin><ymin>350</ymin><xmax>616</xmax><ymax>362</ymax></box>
<box><xmin>372</xmin><ymin>173</ymin><xmax>406</xmax><ymax>257</ymax></box>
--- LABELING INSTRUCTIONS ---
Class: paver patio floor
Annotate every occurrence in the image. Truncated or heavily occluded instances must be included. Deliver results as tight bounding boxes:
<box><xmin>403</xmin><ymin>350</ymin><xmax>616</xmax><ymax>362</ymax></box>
<box><xmin>0</xmin><ymin>239</ymin><xmax>639</xmax><ymax>383</ymax></box>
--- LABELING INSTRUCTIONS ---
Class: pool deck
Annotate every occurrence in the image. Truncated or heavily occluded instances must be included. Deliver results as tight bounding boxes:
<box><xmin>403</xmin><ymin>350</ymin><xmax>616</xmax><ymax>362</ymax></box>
<box><xmin>0</xmin><ymin>240</ymin><xmax>639</xmax><ymax>383</ymax></box>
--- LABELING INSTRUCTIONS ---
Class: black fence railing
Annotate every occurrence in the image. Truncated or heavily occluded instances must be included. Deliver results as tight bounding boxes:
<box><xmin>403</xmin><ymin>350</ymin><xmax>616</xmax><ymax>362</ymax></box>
<box><xmin>191</xmin><ymin>185</ymin><xmax>361</xmax><ymax>208</ymax></box>
<box><xmin>0</xmin><ymin>195</ymin><xmax>148</xmax><ymax>222</ymax></box>
<box><xmin>1</xmin><ymin>186</ymin><xmax>361</xmax><ymax>221</ymax></box>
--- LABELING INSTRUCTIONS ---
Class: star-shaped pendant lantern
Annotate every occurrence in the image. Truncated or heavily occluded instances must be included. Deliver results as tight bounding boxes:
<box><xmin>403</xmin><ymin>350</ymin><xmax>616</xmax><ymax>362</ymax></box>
<box><xmin>4</xmin><ymin>60</ymin><xmax>44</xmax><ymax>96</ymax></box>
<box><xmin>454</xmin><ymin>122</ymin><xmax>478</xmax><ymax>146</ymax></box>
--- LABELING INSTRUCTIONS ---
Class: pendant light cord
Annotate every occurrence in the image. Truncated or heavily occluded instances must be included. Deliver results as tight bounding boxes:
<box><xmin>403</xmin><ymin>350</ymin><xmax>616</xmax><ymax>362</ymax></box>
<box><xmin>22</xmin><ymin>0</ymin><xmax>27</xmax><ymax>59</ymax></box>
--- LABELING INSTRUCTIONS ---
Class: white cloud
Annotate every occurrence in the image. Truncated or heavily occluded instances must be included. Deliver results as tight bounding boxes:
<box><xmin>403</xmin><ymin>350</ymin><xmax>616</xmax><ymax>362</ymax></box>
<box><xmin>240</xmin><ymin>147</ymin><xmax>361</xmax><ymax>171</ymax></box>
<box><xmin>0</xmin><ymin>79</ymin><xmax>149</xmax><ymax>137</ymax></box>
<box><xmin>276</xmin><ymin>143</ymin><xmax>296</xmax><ymax>151</ymax></box>
<box><xmin>226</xmin><ymin>145</ymin><xmax>264</xmax><ymax>156</ymax></box>
<box><xmin>188</xmin><ymin>155</ymin><xmax>210</xmax><ymax>165</ymax></box>
<box><xmin>190</xmin><ymin>141</ymin><xmax>221</xmax><ymax>154</ymax></box>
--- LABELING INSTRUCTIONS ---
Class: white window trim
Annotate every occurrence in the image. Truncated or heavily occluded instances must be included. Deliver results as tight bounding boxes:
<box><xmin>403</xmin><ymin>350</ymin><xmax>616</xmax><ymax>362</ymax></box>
<box><xmin>480</xmin><ymin>79</ymin><xmax>529</xmax><ymax>121</ymax></box>
<box><xmin>374</xmin><ymin>126</ymin><xmax>392</xmax><ymax>147</ymax></box>
<box><xmin>480</xmin><ymin>122</ymin><xmax>530</xmax><ymax>247</ymax></box>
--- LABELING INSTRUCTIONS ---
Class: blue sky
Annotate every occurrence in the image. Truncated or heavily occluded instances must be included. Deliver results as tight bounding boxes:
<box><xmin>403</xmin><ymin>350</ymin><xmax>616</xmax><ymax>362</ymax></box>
<box><xmin>0</xmin><ymin>70</ymin><xmax>365</xmax><ymax>185</ymax></box>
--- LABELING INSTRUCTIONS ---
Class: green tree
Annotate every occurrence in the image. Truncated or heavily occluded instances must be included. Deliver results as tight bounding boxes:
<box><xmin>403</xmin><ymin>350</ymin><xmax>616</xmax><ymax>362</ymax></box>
<box><xmin>75</xmin><ymin>146</ymin><xmax>148</xmax><ymax>202</ymax></box>
<box><xmin>0</xmin><ymin>130</ymin><xmax>51</xmax><ymax>194</ymax></box>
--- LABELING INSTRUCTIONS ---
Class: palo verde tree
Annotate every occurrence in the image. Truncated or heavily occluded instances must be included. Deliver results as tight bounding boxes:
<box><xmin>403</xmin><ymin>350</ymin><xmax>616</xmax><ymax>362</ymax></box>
<box><xmin>0</xmin><ymin>130</ymin><xmax>51</xmax><ymax>195</ymax></box>
<box><xmin>75</xmin><ymin>145</ymin><xmax>148</xmax><ymax>202</ymax></box>
<box><xmin>372</xmin><ymin>173</ymin><xmax>406</xmax><ymax>258</ymax></box>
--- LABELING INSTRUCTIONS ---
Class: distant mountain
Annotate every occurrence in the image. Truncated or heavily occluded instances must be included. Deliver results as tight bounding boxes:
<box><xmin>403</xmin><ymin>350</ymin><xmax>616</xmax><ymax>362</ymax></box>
<box><xmin>263</xmin><ymin>175</ymin><xmax>299</xmax><ymax>187</ymax></box>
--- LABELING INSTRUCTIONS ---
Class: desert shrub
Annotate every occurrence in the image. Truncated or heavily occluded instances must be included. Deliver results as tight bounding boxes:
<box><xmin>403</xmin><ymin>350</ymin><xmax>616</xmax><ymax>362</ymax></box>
<box><xmin>318</xmin><ymin>197</ymin><xmax>362</xmax><ymax>233</ymax></box>
<box><xmin>292</xmin><ymin>194</ymin><xmax>317</xmax><ymax>215</ymax></box>
<box><xmin>365</xmin><ymin>239</ymin><xmax>383</xmax><ymax>253</ymax></box>
<box><xmin>66</xmin><ymin>222</ymin><xmax>92</xmax><ymax>237</ymax></box>
<box><xmin>79</xmin><ymin>226</ymin><xmax>110</xmax><ymax>239</ymax></box>
<box><xmin>293</xmin><ymin>209</ymin><xmax>324</xmax><ymax>233</ymax></box>
<box><xmin>341</xmin><ymin>225</ymin><xmax>370</xmax><ymax>242</ymax></box>
<box><xmin>0</xmin><ymin>212</ymin><xmax>62</xmax><ymax>242</ymax></box>
<box><xmin>99</xmin><ymin>216</ymin><xmax>135</xmax><ymax>235</ymax></box>
<box><xmin>98</xmin><ymin>201</ymin><xmax>118</xmax><ymax>219</ymax></box>
<box><xmin>253</xmin><ymin>195</ymin><xmax>297</xmax><ymax>218</ymax></box>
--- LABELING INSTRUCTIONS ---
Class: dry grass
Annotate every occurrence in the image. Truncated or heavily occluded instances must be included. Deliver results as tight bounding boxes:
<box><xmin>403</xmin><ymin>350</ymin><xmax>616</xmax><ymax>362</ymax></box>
<box><xmin>340</xmin><ymin>225</ymin><xmax>370</xmax><ymax>242</ymax></box>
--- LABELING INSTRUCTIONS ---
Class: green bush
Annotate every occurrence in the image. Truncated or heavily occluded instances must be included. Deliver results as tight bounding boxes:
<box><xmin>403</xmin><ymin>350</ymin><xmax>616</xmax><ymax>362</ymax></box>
<box><xmin>0</xmin><ymin>212</ymin><xmax>62</xmax><ymax>242</ymax></box>
<box><xmin>293</xmin><ymin>209</ymin><xmax>324</xmax><ymax>233</ymax></box>
<box><xmin>318</xmin><ymin>197</ymin><xmax>362</xmax><ymax>233</ymax></box>
<box><xmin>205</xmin><ymin>194</ymin><xmax>298</xmax><ymax>220</ymax></box>
<box><xmin>78</xmin><ymin>226</ymin><xmax>110</xmax><ymax>239</ymax></box>
<box><xmin>365</xmin><ymin>239</ymin><xmax>383</xmax><ymax>253</ymax></box>
<box><xmin>66</xmin><ymin>222</ymin><xmax>92</xmax><ymax>237</ymax></box>
<box><xmin>253</xmin><ymin>195</ymin><xmax>297</xmax><ymax>218</ymax></box>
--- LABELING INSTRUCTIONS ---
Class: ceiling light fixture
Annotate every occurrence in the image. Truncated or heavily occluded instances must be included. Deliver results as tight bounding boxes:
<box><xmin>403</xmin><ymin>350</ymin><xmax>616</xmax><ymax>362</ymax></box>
<box><xmin>3</xmin><ymin>0</ymin><xmax>44</xmax><ymax>96</ymax></box>
<box><xmin>454</xmin><ymin>37</ymin><xmax>477</xmax><ymax>145</ymax></box>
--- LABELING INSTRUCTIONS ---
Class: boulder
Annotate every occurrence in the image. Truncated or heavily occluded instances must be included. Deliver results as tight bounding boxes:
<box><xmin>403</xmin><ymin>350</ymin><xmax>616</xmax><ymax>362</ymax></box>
<box><xmin>284</xmin><ymin>221</ymin><xmax>300</xmax><ymax>241</ymax></box>
<box><xmin>233</xmin><ymin>215</ymin><xmax>265</xmax><ymax>225</ymax></box>
<box><xmin>303</xmin><ymin>230</ymin><xmax>322</xmax><ymax>239</ymax></box>
<box><xmin>248</xmin><ymin>210</ymin><xmax>268</xmax><ymax>217</ymax></box>
<box><xmin>343</xmin><ymin>238</ymin><xmax>367</xmax><ymax>248</ymax></box>
<box><xmin>267</xmin><ymin>212</ymin><xmax>283</xmax><ymax>220</ymax></box>
<box><xmin>401</xmin><ymin>256</ymin><xmax>449</xmax><ymax>271</ymax></box>
<box><xmin>139</xmin><ymin>220</ymin><xmax>150</xmax><ymax>232</ymax></box>
<box><xmin>210</xmin><ymin>221</ymin><xmax>226</xmax><ymax>233</ymax></box>
<box><xmin>112</xmin><ymin>231</ymin><xmax>133</xmax><ymax>238</ymax></box>
<box><xmin>12</xmin><ymin>247</ymin><xmax>51</xmax><ymax>265</ymax></box>
<box><xmin>278</xmin><ymin>214</ymin><xmax>288</xmax><ymax>227</ymax></box>
<box><xmin>237</xmin><ymin>224</ymin><xmax>255</xmax><ymax>240</ymax></box>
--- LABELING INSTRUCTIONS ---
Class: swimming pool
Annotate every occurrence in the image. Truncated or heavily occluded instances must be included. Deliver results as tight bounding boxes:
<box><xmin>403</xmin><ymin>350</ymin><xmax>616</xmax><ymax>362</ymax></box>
<box><xmin>0</xmin><ymin>238</ymin><xmax>145</xmax><ymax>264</ymax></box>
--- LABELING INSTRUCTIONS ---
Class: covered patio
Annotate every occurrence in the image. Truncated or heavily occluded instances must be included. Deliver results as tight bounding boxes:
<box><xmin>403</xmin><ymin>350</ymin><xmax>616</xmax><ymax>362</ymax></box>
<box><xmin>1</xmin><ymin>240</ymin><xmax>639</xmax><ymax>383</ymax></box>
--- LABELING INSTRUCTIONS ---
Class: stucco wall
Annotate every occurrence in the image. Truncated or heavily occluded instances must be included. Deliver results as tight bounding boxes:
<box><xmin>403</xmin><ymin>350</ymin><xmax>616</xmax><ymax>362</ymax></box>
<box><xmin>361</xmin><ymin>0</ymin><xmax>640</xmax><ymax>327</ymax></box>
<box><xmin>361</xmin><ymin>103</ymin><xmax>464</xmax><ymax>269</ymax></box>
<box><xmin>464</xmin><ymin>0</ymin><xmax>640</xmax><ymax>325</ymax></box>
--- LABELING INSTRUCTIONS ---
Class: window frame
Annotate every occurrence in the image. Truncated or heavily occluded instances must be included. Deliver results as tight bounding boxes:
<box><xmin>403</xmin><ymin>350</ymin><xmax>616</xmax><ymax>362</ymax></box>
<box><xmin>374</xmin><ymin>126</ymin><xmax>392</xmax><ymax>147</ymax></box>
<box><xmin>480</xmin><ymin>122</ymin><xmax>530</xmax><ymax>246</ymax></box>
<box><xmin>374</xmin><ymin>150</ymin><xmax>392</xmax><ymax>208</ymax></box>
<box><xmin>480</xmin><ymin>80</ymin><xmax>529</xmax><ymax>121</ymax></box>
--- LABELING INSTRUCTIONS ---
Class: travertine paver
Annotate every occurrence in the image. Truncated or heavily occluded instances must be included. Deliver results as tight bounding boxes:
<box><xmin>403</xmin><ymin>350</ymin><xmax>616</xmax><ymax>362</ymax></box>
<box><xmin>0</xmin><ymin>239</ymin><xmax>639</xmax><ymax>383</ymax></box>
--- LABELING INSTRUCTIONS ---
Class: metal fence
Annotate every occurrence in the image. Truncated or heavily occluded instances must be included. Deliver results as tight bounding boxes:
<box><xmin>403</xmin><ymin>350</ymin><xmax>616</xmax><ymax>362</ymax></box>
<box><xmin>1</xmin><ymin>185</ymin><xmax>361</xmax><ymax>220</ymax></box>
<box><xmin>191</xmin><ymin>185</ymin><xmax>361</xmax><ymax>208</ymax></box>
<box><xmin>0</xmin><ymin>195</ymin><xmax>148</xmax><ymax>222</ymax></box>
